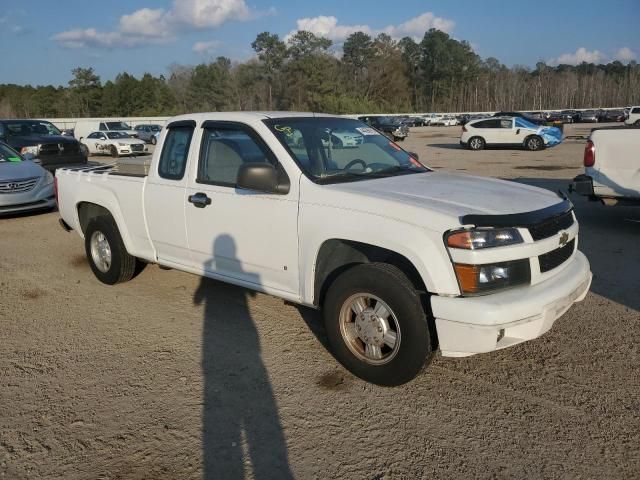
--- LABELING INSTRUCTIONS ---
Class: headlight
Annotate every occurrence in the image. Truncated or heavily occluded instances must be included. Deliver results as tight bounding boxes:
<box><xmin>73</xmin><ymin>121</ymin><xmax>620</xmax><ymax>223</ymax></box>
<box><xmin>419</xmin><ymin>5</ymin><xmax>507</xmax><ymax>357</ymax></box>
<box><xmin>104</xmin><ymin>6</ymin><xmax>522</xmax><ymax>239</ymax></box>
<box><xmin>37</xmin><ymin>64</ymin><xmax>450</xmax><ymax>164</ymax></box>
<box><xmin>44</xmin><ymin>171</ymin><xmax>54</xmax><ymax>185</ymax></box>
<box><xmin>453</xmin><ymin>259</ymin><xmax>531</xmax><ymax>295</ymax></box>
<box><xmin>21</xmin><ymin>146</ymin><xmax>39</xmax><ymax>155</ymax></box>
<box><xmin>446</xmin><ymin>228</ymin><xmax>523</xmax><ymax>249</ymax></box>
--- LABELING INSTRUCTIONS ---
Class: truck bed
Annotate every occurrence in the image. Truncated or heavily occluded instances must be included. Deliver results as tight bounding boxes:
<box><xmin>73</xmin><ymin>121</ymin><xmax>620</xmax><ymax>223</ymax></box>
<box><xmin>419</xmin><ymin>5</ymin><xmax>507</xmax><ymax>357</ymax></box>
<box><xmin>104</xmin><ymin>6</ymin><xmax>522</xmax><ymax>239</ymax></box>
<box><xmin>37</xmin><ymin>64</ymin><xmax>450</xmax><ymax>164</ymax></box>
<box><xmin>56</xmin><ymin>163</ymin><xmax>155</xmax><ymax>261</ymax></box>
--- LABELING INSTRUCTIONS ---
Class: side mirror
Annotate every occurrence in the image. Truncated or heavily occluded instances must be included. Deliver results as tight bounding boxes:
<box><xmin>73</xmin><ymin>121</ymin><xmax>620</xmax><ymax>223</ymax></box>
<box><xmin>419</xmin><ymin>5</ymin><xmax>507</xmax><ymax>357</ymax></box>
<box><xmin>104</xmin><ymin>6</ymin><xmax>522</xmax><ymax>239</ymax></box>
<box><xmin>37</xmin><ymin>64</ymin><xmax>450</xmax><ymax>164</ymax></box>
<box><xmin>408</xmin><ymin>152</ymin><xmax>419</xmax><ymax>160</ymax></box>
<box><xmin>237</xmin><ymin>163</ymin><xmax>289</xmax><ymax>194</ymax></box>
<box><xmin>516</xmin><ymin>129</ymin><xmax>521</xmax><ymax>134</ymax></box>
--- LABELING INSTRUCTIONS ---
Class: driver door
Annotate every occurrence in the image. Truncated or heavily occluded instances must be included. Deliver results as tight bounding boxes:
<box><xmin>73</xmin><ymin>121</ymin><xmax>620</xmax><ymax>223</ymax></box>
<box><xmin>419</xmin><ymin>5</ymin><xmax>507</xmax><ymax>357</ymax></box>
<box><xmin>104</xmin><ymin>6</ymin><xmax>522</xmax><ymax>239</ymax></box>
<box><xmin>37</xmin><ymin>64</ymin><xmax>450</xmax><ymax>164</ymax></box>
<box><xmin>184</xmin><ymin>121</ymin><xmax>300</xmax><ymax>296</ymax></box>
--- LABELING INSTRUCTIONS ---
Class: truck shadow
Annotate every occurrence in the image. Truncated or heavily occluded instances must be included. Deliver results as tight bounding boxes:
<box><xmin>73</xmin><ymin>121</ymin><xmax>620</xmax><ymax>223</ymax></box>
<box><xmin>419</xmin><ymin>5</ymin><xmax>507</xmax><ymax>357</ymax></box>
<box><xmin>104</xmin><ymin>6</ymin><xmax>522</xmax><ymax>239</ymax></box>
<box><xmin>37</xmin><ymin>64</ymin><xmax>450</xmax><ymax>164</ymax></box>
<box><xmin>512</xmin><ymin>177</ymin><xmax>640</xmax><ymax>311</ymax></box>
<box><xmin>193</xmin><ymin>234</ymin><xmax>293</xmax><ymax>479</ymax></box>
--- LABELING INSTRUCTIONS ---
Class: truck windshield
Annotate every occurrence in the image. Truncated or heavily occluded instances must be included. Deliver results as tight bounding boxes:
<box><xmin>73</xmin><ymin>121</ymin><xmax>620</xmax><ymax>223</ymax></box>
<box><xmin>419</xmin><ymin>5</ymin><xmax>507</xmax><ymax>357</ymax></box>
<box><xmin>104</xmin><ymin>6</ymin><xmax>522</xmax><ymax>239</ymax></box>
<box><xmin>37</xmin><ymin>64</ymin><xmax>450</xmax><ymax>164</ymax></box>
<box><xmin>264</xmin><ymin>117</ymin><xmax>427</xmax><ymax>184</ymax></box>
<box><xmin>3</xmin><ymin>120</ymin><xmax>61</xmax><ymax>136</ymax></box>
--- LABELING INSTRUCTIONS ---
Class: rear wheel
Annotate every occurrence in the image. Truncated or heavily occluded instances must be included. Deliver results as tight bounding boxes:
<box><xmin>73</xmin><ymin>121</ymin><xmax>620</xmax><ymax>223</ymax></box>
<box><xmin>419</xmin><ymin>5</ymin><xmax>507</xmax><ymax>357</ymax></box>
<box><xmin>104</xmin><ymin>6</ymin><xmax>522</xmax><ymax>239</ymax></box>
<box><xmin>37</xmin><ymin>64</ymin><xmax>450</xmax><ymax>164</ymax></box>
<box><xmin>85</xmin><ymin>216</ymin><xmax>136</xmax><ymax>285</ymax></box>
<box><xmin>323</xmin><ymin>263</ymin><xmax>433</xmax><ymax>386</ymax></box>
<box><xmin>525</xmin><ymin>135</ymin><xmax>544</xmax><ymax>151</ymax></box>
<box><xmin>468</xmin><ymin>136</ymin><xmax>485</xmax><ymax>150</ymax></box>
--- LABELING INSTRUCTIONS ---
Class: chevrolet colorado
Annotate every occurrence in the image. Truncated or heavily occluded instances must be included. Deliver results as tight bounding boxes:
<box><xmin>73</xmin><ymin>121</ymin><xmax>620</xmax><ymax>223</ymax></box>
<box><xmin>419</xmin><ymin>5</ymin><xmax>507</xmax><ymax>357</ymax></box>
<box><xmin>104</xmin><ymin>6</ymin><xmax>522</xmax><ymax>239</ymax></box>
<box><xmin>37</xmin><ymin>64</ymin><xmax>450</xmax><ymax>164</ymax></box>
<box><xmin>56</xmin><ymin>112</ymin><xmax>592</xmax><ymax>386</ymax></box>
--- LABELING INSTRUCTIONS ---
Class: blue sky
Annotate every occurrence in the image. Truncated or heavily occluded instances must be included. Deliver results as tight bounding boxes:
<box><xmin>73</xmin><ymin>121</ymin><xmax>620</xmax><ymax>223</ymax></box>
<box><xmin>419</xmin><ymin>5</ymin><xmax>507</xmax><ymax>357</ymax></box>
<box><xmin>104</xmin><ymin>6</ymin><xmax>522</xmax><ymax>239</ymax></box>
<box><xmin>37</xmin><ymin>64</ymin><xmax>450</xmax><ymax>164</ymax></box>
<box><xmin>1</xmin><ymin>0</ymin><xmax>638</xmax><ymax>86</ymax></box>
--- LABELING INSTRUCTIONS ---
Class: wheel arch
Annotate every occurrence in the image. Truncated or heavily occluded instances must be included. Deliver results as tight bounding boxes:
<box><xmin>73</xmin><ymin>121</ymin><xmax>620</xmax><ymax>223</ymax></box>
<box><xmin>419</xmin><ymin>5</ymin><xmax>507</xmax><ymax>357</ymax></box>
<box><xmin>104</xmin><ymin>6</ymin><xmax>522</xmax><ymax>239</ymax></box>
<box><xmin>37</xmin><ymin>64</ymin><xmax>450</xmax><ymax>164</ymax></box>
<box><xmin>313</xmin><ymin>239</ymin><xmax>429</xmax><ymax>308</ymax></box>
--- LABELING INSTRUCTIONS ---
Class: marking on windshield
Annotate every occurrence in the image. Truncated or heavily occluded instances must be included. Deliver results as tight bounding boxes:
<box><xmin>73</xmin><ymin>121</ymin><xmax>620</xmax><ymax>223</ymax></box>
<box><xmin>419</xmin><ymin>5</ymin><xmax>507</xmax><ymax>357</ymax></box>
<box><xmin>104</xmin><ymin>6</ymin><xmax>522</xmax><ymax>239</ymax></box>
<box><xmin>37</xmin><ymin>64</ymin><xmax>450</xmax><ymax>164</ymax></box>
<box><xmin>274</xmin><ymin>125</ymin><xmax>293</xmax><ymax>136</ymax></box>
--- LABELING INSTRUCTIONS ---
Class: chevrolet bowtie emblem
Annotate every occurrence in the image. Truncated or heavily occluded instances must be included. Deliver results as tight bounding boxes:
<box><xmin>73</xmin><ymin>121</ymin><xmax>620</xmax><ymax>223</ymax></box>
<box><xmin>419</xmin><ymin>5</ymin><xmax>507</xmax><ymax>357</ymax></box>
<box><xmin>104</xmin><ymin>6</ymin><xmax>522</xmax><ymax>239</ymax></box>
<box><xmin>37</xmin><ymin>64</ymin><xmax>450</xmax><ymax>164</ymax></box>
<box><xmin>559</xmin><ymin>231</ymin><xmax>569</xmax><ymax>246</ymax></box>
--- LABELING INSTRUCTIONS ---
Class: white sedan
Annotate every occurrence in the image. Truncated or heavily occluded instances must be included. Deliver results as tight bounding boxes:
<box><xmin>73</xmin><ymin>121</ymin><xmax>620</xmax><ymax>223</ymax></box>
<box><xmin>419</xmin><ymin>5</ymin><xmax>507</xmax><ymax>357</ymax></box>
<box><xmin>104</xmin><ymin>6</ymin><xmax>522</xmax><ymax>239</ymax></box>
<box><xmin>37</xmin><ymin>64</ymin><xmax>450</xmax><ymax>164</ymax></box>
<box><xmin>82</xmin><ymin>131</ymin><xmax>148</xmax><ymax>158</ymax></box>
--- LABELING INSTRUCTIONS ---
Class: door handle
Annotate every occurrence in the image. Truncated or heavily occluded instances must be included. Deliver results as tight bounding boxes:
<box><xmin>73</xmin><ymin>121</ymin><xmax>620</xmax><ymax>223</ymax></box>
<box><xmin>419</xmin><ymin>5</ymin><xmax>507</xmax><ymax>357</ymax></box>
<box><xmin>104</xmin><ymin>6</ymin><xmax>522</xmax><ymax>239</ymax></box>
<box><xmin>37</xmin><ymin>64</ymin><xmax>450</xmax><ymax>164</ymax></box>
<box><xmin>188</xmin><ymin>192</ymin><xmax>212</xmax><ymax>208</ymax></box>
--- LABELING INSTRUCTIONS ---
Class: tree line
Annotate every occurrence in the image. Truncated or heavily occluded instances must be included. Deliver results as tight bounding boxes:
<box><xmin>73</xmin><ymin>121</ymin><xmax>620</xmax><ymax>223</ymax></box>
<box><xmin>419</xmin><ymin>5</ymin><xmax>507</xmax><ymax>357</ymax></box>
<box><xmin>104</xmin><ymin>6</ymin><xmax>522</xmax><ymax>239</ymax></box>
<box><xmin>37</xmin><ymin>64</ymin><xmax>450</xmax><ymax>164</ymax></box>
<box><xmin>1</xmin><ymin>28</ymin><xmax>639</xmax><ymax>119</ymax></box>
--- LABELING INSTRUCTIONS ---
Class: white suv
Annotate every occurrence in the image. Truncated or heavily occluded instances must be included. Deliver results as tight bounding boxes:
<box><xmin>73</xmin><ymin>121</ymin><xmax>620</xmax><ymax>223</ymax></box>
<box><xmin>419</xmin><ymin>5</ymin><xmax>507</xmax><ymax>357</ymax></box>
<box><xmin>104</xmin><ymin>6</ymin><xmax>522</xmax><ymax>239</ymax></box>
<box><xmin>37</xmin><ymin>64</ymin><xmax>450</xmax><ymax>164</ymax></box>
<box><xmin>461</xmin><ymin>117</ymin><xmax>558</xmax><ymax>151</ymax></box>
<box><xmin>624</xmin><ymin>106</ymin><xmax>640</xmax><ymax>125</ymax></box>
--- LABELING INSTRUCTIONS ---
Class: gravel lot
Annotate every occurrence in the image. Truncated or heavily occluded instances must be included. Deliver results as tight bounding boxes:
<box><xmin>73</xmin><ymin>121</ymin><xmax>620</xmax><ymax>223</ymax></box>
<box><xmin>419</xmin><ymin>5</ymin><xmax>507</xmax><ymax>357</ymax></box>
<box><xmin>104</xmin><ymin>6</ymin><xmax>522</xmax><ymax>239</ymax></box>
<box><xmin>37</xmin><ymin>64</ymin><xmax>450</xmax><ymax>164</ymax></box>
<box><xmin>1</xmin><ymin>123</ymin><xmax>639</xmax><ymax>479</ymax></box>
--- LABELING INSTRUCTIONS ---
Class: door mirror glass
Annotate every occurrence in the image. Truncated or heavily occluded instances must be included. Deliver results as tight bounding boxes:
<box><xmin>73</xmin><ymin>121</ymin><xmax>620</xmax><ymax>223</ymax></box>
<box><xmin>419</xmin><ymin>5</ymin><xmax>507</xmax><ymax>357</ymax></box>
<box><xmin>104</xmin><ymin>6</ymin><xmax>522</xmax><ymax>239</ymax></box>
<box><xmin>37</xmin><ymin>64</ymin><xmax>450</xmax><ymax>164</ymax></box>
<box><xmin>237</xmin><ymin>163</ymin><xmax>288</xmax><ymax>194</ymax></box>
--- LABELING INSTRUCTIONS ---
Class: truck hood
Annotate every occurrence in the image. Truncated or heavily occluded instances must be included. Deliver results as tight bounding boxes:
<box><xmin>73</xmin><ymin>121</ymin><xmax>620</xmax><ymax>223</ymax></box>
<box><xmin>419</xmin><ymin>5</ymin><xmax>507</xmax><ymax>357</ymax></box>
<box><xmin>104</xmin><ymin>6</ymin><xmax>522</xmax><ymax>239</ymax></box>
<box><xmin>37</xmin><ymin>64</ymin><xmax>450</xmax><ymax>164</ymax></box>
<box><xmin>325</xmin><ymin>172</ymin><xmax>562</xmax><ymax>229</ymax></box>
<box><xmin>7</xmin><ymin>134</ymin><xmax>78</xmax><ymax>147</ymax></box>
<box><xmin>0</xmin><ymin>160</ymin><xmax>46</xmax><ymax>181</ymax></box>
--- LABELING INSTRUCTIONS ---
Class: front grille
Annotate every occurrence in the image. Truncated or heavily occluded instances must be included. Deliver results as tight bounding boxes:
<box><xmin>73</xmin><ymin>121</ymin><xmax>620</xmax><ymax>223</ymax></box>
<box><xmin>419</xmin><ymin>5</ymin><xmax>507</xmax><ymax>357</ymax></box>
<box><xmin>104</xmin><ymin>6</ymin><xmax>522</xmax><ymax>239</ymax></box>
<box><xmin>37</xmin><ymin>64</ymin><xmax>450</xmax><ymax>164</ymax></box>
<box><xmin>528</xmin><ymin>211</ymin><xmax>574</xmax><ymax>241</ymax></box>
<box><xmin>130</xmin><ymin>144</ymin><xmax>144</xmax><ymax>152</ymax></box>
<box><xmin>39</xmin><ymin>143</ymin><xmax>80</xmax><ymax>156</ymax></box>
<box><xmin>539</xmin><ymin>239</ymin><xmax>575</xmax><ymax>273</ymax></box>
<box><xmin>0</xmin><ymin>177</ymin><xmax>38</xmax><ymax>194</ymax></box>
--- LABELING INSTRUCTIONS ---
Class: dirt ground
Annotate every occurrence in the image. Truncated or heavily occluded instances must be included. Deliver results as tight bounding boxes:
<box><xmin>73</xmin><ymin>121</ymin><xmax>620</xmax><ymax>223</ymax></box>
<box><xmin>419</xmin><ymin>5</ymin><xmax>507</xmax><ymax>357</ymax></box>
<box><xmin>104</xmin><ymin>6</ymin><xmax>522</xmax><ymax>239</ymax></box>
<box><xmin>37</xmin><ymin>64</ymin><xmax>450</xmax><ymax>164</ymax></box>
<box><xmin>1</xmin><ymin>123</ymin><xmax>639</xmax><ymax>479</ymax></box>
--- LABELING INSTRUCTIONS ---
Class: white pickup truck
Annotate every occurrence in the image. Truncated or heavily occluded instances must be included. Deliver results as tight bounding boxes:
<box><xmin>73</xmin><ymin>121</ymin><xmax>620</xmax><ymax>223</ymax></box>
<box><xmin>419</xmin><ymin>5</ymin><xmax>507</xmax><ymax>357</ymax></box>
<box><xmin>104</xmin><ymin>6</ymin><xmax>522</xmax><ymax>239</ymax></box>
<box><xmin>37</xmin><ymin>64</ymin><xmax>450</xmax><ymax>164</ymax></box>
<box><xmin>56</xmin><ymin>112</ymin><xmax>592</xmax><ymax>386</ymax></box>
<box><xmin>571</xmin><ymin>126</ymin><xmax>640</xmax><ymax>206</ymax></box>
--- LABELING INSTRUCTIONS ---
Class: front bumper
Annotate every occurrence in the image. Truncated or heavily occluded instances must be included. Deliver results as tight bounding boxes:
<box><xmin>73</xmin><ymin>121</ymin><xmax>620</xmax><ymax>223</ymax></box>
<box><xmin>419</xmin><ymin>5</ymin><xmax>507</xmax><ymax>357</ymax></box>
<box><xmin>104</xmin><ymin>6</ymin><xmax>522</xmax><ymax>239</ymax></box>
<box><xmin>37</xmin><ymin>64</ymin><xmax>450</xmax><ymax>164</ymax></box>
<box><xmin>0</xmin><ymin>181</ymin><xmax>56</xmax><ymax>215</ymax></box>
<box><xmin>432</xmin><ymin>251</ymin><xmax>592</xmax><ymax>357</ymax></box>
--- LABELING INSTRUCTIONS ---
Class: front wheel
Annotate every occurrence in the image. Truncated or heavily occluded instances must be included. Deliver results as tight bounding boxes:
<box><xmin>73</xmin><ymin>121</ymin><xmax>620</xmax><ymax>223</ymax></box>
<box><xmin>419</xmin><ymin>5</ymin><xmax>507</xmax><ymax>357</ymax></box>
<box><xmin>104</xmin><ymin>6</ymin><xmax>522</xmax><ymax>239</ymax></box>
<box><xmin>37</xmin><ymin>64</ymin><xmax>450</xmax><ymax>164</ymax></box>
<box><xmin>323</xmin><ymin>263</ymin><xmax>434</xmax><ymax>386</ymax></box>
<box><xmin>79</xmin><ymin>143</ymin><xmax>89</xmax><ymax>158</ymax></box>
<box><xmin>85</xmin><ymin>216</ymin><xmax>137</xmax><ymax>285</ymax></box>
<box><xmin>525</xmin><ymin>135</ymin><xmax>544</xmax><ymax>151</ymax></box>
<box><xmin>151</xmin><ymin>136</ymin><xmax>157</xmax><ymax>145</ymax></box>
<box><xmin>110</xmin><ymin>145</ymin><xmax>119</xmax><ymax>158</ymax></box>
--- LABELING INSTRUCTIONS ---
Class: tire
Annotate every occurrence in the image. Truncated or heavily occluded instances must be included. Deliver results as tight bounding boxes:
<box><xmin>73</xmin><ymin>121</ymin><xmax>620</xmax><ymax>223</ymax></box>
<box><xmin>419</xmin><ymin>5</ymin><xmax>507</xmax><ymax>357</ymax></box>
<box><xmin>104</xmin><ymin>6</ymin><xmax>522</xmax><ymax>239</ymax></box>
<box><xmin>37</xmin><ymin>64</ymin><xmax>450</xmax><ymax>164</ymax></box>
<box><xmin>79</xmin><ymin>143</ymin><xmax>89</xmax><ymax>158</ymax></box>
<box><xmin>525</xmin><ymin>135</ymin><xmax>544</xmax><ymax>151</ymax></box>
<box><xmin>323</xmin><ymin>263</ymin><xmax>433</xmax><ymax>386</ymax></box>
<box><xmin>468</xmin><ymin>136</ymin><xmax>485</xmax><ymax>150</ymax></box>
<box><xmin>151</xmin><ymin>136</ymin><xmax>157</xmax><ymax>145</ymax></box>
<box><xmin>110</xmin><ymin>145</ymin><xmax>119</xmax><ymax>158</ymax></box>
<box><xmin>84</xmin><ymin>216</ymin><xmax>137</xmax><ymax>285</ymax></box>
<box><xmin>635</xmin><ymin>120</ymin><xmax>640</xmax><ymax>126</ymax></box>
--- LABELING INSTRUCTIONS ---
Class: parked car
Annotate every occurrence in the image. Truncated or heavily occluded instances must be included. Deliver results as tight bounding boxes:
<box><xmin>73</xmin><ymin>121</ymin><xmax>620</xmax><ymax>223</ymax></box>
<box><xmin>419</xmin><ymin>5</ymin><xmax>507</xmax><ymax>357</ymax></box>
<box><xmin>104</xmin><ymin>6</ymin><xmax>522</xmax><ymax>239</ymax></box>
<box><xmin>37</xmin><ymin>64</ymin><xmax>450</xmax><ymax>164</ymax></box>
<box><xmin>56</xmin><ymin>112</ymin><xmax>591</xmax><ymax>386</ymax></box>
<box><xmin>461</xmin><ymin>117</ymin><xmax>562</xmax><ymax>151</ymax></box>
<box><xmin>81</xmin><ymin>131</ymin><xmax>148</xmax><ymax>158</ymax></box>
<box><xmin>74</xmin><ymin>120</ymin><xmax>138</xmax><ymax>143</ymax></box>
<box><xmin>432</xmin><ymin>116</ymin><xmax>458</xmax><ymax>126</ymax></box>
<box><xmin>492</xmin><ymin>111</ymin><xmax>547</xmax><ymax>126</ymax></box>
<box><xmin>134</xmin><ymin>124</ymin><xmax>162</xmax><ymax>144</ymax></box>
<box><xmin>0</xmin><ymin>141</ymin><xmax>55</xmax><ymax>215</ymax></box>
<box><xmin>570</xmin><ymin>126</ymin><xmax>640</xmax><ymax>206</ymax></box>
<box><xmin>409</xmin><ymin>116</ymin><xmax>426</xmax><ymax>127</ymax></box>
<box><xmin>578</xmin><ymin>110</ymin><xmax>599</xmax><ymax>123</ymax></box>
<box><xmin>624</xmin><ymin>106</ymin><xmax>640</xmax><ymax>125</ymax></box>
<box><xmin>600</xmin><ymin>110</ymin><xmax>626</xmax><ymax>122</ymax></box>
<box><xmin>357</xmin><ymin>116</ymin><xmax>409</xmax><ymax>141</ymax></box>
<box><xmin>0</xmin><ymin>119</ymin><xmax>87</xmax><ymax>171</ymax></box>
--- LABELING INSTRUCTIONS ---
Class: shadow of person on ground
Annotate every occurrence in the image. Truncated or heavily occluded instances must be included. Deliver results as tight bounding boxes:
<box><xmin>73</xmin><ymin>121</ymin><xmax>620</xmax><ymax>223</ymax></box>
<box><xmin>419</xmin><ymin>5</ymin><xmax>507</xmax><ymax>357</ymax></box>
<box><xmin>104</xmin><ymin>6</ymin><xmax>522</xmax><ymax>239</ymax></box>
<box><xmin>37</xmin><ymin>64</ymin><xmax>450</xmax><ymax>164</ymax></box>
<box><xmin>193</xmin><ymin>234</ymin><xmax>293</xmax><ymax>479</ymax></box>
<box><xmin>512</xmin><ymin>177</ymin><xmax>640</xmax><ymax>311</ymax></box>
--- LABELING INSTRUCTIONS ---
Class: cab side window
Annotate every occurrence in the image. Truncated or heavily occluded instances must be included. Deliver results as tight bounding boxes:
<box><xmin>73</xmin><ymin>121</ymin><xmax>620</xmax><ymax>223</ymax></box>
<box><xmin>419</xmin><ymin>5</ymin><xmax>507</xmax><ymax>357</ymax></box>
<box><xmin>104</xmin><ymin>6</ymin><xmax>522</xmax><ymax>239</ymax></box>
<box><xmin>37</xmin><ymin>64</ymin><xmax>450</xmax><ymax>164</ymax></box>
<box><xmin>198</xmin><ymin>126</ymin><xmax>282</xmax><ymax>187</ymax></box>
<box><xmin>99</xmin><ymin>122</ymin><xmax>107</xmax><ymax>130</ymax></box>
<box><xmin>158</xmin><ymin>126</ymin><xmax>194</xmax><ymax>180</ymax></box>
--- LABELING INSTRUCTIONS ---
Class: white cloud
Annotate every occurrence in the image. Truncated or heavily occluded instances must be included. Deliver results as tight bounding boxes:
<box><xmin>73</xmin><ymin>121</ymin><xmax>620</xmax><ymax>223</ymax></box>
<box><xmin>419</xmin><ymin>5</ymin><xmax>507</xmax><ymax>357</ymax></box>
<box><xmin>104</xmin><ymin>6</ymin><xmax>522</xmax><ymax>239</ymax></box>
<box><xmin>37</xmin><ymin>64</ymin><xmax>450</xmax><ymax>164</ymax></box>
<box><xmin>286</xmin><ymin>11</ymin><xmax>455</xmax><ymax>43</ymax></box>
<box><xmin>193</xmin><ymin>40</ymin><xmax>222</xmax><ymax>54</ymax></box>
<box><xmin>549</xmin><ymin>47</ymin><xmax>607</xmax><ymax>66</ymax></box>
<box><xmin>613</xmin><ymin>47</ymin><xmax>637</xmax><ymax>63</ymax></box>
<box><xmin>54</xmin><ymin>0</ymin><xmax>253</xmax><ymax>48</ymax></box>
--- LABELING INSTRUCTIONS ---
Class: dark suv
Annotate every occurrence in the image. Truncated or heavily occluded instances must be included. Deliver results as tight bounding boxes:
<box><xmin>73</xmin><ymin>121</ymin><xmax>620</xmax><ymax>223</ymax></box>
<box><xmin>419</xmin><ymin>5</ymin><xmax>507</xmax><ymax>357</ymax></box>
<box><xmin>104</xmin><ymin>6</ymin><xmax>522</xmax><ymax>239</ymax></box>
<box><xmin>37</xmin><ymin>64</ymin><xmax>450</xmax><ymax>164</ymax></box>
<box><xmin>0</xmin><ymin>119</ymin><xmax>87</xmax><ymax>171</ymax></box>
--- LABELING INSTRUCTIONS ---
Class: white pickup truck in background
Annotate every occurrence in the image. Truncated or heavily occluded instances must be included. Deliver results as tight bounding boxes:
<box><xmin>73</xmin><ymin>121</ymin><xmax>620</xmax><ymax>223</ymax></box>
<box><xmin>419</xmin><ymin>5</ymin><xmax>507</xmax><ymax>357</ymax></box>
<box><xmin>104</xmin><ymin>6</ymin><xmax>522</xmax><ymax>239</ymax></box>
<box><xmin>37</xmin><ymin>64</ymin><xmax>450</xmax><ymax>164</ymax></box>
<box><xmin>55</xmin><ymin>112</ymin><xmax>592</xmax><ymax>386</ymax></box>
<box><xmin>571</xmin><ymin>126</ymin><xmax>640</xmax><ymax>206</ymax></box>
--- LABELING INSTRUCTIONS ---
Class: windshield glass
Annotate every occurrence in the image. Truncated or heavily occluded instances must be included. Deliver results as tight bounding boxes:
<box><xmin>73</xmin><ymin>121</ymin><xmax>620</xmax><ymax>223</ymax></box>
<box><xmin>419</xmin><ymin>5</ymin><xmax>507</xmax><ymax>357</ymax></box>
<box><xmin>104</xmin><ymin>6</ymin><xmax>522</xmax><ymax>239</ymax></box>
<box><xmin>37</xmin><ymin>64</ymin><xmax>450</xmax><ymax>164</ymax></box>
<box><xmin>0</xmin><ymin>143</ymin><xmax>22</xmax><ymax>162</ymax></box>
<box><xmin>106</xmin><ymin>121</ymin><xmax>132</xmax><ymax>130</ymax></box>
<box><xmin>264</xmin><ymin>117</ymin><xmax>428</xmax><ymax>184</ymax></box>
<box><xmin>3</xmin><ymin>120</ymin><xmax>61</xmax><ymax>136</ymax></box>
<box><xmin>106</xmin><ymin>132</ymin><xmax>128</xmax><ymax>139</ymax></box>
<box><xmin>515</xmin><ymin>117</ymin><xmax>540</xmax><ymax>130</ymax></box>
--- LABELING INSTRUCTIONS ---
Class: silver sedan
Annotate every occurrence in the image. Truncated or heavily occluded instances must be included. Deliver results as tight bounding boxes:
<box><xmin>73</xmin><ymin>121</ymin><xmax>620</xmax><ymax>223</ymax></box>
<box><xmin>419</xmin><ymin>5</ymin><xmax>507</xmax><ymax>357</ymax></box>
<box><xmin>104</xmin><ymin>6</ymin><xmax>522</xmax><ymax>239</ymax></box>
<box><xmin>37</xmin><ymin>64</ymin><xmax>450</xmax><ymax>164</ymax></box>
<box><xmin>0</xmin><ymin>142</ymin><xmax>56</xmax><ymax>215</ymax></box>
